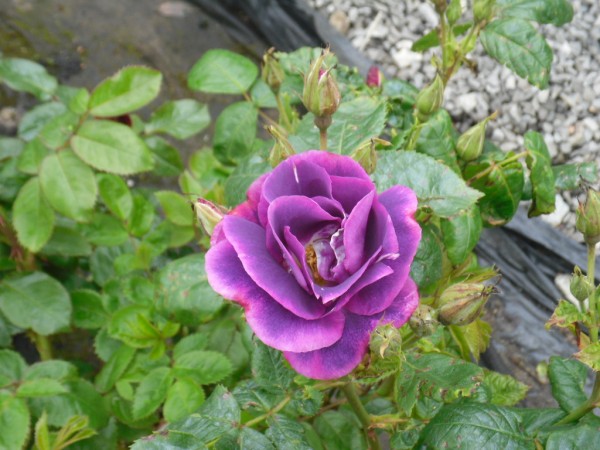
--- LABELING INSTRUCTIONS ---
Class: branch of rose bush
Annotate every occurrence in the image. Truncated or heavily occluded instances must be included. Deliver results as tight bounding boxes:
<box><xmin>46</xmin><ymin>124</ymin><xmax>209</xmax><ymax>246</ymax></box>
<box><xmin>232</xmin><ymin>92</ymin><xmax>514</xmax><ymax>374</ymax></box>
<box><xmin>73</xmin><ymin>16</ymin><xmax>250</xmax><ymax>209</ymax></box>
<box><xmin>242</xmin><ymin>395</ymin><xmax>293</xmax><ymax>429</ymax></box>
<box><xmin>0</xmin><ymin>212</ymin><xmax>36</xmax><ymax>271</ymax></box>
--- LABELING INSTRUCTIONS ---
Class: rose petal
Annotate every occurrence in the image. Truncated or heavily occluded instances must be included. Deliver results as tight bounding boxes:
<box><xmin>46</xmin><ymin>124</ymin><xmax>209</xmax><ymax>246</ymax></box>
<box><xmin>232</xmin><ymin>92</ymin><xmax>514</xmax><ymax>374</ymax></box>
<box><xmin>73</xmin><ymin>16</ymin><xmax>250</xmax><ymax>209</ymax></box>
<box><xmin>343</xmin><ymin>191</ymin><xmax>375</xmax><ymax>273</ymax></box>
<box><xmin>206</xmin><ymin>240</ymin><xmax>345</xmax><ymax>352</ymax></box>
<box><xmin>331</xmin><ymin>176</ymin><xmax>375</xmax><ymax>213</ymax></box>
<box><xmin>284</xmin><ymin>278</ymin><xmax>419</xmax><ymax>379</ymax></box>
<box><xmin>223</xmin><ymin>216</ymin><xmax>326</xmax><ymax>319</ymax></box>
<box><xmin>378</xmin><ymin>186</ymin><xmax>421</xmax><ymax>269</ymax></box>
<box><xmin>294</xmin><ymin>151</ymin><xmax>372</xmax><ymax>181</ymax></box>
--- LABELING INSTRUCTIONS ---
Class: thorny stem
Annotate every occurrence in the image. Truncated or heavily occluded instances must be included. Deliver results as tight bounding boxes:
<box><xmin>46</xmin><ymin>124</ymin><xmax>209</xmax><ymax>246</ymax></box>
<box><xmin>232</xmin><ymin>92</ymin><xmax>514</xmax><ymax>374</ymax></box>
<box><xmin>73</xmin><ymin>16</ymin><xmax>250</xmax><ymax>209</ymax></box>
<box><xmin>587</xmin><ymin>244</ymin><xmax>599</xmax><ymax>342</ymax></box>
<box><xmin>341</xmin><ymin>382</ymin><xmax>382</xmax><ymax>450</ymax></box>
<box><xmin>243</xmin><ymin>395</ymin><xmax>292</xmax><ymax>428</ymax></box>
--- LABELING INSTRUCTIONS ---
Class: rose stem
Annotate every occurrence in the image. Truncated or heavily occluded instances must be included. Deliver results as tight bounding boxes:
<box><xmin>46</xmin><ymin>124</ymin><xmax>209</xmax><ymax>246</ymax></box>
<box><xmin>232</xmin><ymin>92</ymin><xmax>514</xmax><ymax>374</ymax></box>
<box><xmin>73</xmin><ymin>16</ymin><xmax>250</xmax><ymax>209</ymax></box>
<box><xmin>587</xmin><ymin>243</ymin><xmax>598</xmax><ymax>342</ymax></box>
<box><xmin>341</xmin><ymin>382</ymin><xmax>381</xmax><ymax>450</ymax></box>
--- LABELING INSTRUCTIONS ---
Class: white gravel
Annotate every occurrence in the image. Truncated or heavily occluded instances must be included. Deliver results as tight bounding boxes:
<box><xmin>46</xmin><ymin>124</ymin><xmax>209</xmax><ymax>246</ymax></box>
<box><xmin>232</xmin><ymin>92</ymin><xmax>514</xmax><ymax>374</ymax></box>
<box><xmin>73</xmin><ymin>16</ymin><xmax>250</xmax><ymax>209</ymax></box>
<box><xmin>308</xmin><ymin>0</ymin><xmax>600</xmax><ymax>240</ymax></box>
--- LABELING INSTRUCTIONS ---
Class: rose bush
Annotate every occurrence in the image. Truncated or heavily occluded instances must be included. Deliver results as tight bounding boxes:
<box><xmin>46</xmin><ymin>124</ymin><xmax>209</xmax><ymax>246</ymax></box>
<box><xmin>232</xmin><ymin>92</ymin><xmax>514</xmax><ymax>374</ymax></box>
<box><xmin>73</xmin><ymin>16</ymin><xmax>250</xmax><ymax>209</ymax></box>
<box><xmin>206</xmin><ymin>151</ymin><xmax>421</xmax><ymax>379</ymax></box>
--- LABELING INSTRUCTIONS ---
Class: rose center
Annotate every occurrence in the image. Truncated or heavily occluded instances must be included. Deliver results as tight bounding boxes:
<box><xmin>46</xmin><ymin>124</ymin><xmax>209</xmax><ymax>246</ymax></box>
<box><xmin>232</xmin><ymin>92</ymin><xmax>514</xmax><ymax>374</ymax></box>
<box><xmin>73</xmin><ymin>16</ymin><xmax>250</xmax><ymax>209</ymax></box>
<box><xmin>305</xmin><ymin>245</ymin><xmax>327</xmax><ymax>285</ymax></box>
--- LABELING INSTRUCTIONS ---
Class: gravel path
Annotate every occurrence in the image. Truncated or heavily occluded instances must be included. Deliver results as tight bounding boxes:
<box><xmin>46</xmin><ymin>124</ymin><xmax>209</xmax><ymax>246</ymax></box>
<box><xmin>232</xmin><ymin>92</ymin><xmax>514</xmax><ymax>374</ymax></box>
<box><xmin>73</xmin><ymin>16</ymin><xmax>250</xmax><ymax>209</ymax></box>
<box><xmin>308</xmin><ymin>0</ymin><xmax>600</xmax><ymax>240</ymax></box>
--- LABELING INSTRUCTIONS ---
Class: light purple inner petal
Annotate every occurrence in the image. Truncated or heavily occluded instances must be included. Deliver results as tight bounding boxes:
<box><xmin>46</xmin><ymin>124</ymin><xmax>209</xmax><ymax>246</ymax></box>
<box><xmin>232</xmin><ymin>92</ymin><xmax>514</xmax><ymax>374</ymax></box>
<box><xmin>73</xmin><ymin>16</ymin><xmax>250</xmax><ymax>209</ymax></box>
<box><xmin>206</xmin><ymin>240</ymin><xmax>345</xmax><ymax>353</ymax></box>
<box><xmin>223</xmin><ymin>216</ymin><xmax>325</xmax><ymax>319</ymax></box>
<box><xmin>342</xmin><ymin>191</ymin><xmax>375</xmax><ymax>273</ymax></box>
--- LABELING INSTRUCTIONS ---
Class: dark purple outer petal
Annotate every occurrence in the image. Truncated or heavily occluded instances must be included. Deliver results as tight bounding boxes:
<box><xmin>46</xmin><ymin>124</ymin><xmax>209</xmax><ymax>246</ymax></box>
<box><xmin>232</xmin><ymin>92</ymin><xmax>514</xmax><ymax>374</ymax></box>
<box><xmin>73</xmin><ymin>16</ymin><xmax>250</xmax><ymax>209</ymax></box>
<box><xmin>222</xmin><ymin>216</ymin><xmax>326</xmax><ymax>319</ymax></box>
<box><xmin>292</xmin><ymin>151</ymin><xmax>373</xmax><ymax>182</ymax></box>
<box><xmin>206</xmin><ymin>240</ymin><xmax>345</xmax><ymax>352</ymax></box>
<box><xmin>284</xmin><ymin>278</ymin><xmax>419</xmax><ymax>379</ymax></box>
<box><xmin>342</xmin><ymin>191</ymin><xmax>375</xmax><ymax>273</ymax></box>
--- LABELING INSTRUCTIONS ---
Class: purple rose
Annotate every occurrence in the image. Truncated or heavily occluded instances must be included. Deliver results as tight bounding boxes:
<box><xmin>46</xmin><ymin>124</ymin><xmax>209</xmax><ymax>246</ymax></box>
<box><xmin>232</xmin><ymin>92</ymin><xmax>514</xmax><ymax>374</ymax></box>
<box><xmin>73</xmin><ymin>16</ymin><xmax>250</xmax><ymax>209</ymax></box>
<box><xmin>206</xmin><ymin>151</ymin><xmax>421</xmax><ymax>379</ymax></box>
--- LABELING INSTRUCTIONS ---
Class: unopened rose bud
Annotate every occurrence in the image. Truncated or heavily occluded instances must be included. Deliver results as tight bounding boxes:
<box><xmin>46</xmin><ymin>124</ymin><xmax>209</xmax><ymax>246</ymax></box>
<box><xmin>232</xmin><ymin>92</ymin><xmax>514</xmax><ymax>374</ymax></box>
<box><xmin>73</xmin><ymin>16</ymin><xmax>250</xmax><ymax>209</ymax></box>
<box><xmin>262</xmin><ymin>48</ymin><xmax>285</xmax><ymax>94</ymax></box>
<box><xmin>409</xmin><ymin>304</ymin><xmax>439</xmax><ymax>337</ymax></box>
<box><xmin>446</xmin><ymin>0</ymin><xmax>462</xmax><ymax>25</ymax></box>
<box><xmin>415</xmin><ymin>74</ymin><xmax>444</xmax><ymax>121</ymax></box>
<box><xmin>576</xmin><ymin>190</ymin><xmax>600</xmax><ymax>246</ymax></box>
<box><xmin>194</xmin><ymin>198</ymin><xmax>226</xmax><ymax>236</ymax></box>
<box><xmin>350</xmin><ymin>139</ymin><xmax>387</xmax><ymax>174</ymax></box>
<box><xmin>370</xmin><ymin>324</ymin><xmax>402</xmax><ymax>358</ymax></box>
<box><xmin>438</xmin><ymin>283</ymin><xmax>494</xmax><ymax>326</ymax></box>
<box><xmin>474</xmin><ymin>0</ymin><xmax>496</xmax><ymax>23</ymax></box>
<box><xmin>302</xmin><ymin>49</ymin><xmax>341</xmax><ymax>119</ymax></box>
<box><xmin>570</xmin><ymin>266</ymin><xmax>594</xmax><ymax>302</ymax></box>
<box><xmin>366</xmin><ymin>66</ymin><xmax>383</xmax><ymax>88</ymax></box>
<box><xmin>456</xmin><ymin>111</ymin><xmax>497</xmax><ymax>162</ymax></box>
<box><xmin>266</xmin><ymin>125</ymin><xmax>295</xmax><ymax>167</ymax></box>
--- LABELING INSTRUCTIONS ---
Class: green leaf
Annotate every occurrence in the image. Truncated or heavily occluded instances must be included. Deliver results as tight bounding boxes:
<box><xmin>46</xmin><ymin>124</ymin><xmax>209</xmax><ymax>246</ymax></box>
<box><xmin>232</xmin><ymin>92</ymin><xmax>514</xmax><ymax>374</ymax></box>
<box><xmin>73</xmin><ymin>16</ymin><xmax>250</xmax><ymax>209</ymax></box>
<box><xmin>415</xmin><ymin>109</ymin><xmax>461</xmax><ymax>173</ymax></box>
<box><xmin>89</xmin><ymin>66</ymin><xmax>162</xmax><ymax>117</ymax></box>
<box><xmin>410</xmin><ymin>223</ymin><xmax>443</xmax><ymax>289</ymax></box>
<box><xmin>0</xmin><ymin>349</ymin><xmax>26</xmax><ymax>387</ymax></box>
<box><xmin>25</xmin><ymin>360</ymin><xmax>78</xmax><ymax>382</ymax></box>
<box><xmin>156</xmin><ymin>254</ymin><xmax>224</xmax><ymax>325</ymax></box>
<box><xmin>0</xmin><ymin>57</ymin><xmax>57</xmax><ymax>99</ymax></box>
<box><xmin>450</xmin><ymin>319</ymin><xmax>492</xmax><ymax>361</ymax></box>
<box><xmin>546</xmin><ymin>423</ymin><xmax>600</xmax><ymax>450</ymax></box>
<box><xmin>79</xmin><ymin>212</ymin><xmax>129</xmax><ymax>246</ymax></box>
<box><xmin>208</xmin><ymin>320</ymin><xmax>251</xmax><ymax>376</ymax></box>
<box><xmin>17</xmin><ymin>138</ymin><xmax>51</xmax><ymax>174</ymax></box>
<box><xmin>0</xmin><ymin>391</ymin><xmax>30</xmax><ymax>450</ymax></box>
<box><xmin>173</xmin><ymin>334</ymin><xmax>209</xmax><ymax>360</ymax></box>
<box><xmin>41</xmin><ymin>225</ymin><xmax>92</xmax><ymax>257</ymax></box>
<box><xmin>127</xmin><ymin>193</ymin><xmax>156</xmax><ymax>237</ymax></box>
<box><xmin>252</xmin><ymin>340</ymin><xmax>294</xmax><ymax>390</ymax></box>
<box><xmin>170</xmin><ymin>386</ymin><xmax>240</xmax><ymax>443</ymax></box>
<box><xmin>71</xmin><ymin>120</ymin><xmax>154</xmax><ymax>174</ymax></box>
<box><xmin>373</xmin><ymin>151</ymin><xmax>483</xmax><ymax>218</ymax></box>
<box><xmin>132</xmin><ymin>432</ymin><xmax>207</xmax><ymax>450</ymax></box>
<box><xmin>548</xmin><ymin>357</ymin><xmax>588</xmax><ymax>412</ymax></box>
<box><xmin>552</xmin><ymin>163</ymin><xmax>598</xmax><ymax>191</ymax></box>
<box><xmin>0</xmin><ymin>272</ymin><xmax>71</xmax><ymax>335</ymax></box>
<box><xmin>188</xmin><ymin>149</ymin><xmax>229</xmax><ymax>192</ymax></box>
<box><xmin>412</xmin><ymin>23</ymin><xmax>473</xmax><ymax>52</ymax></box>
<box><xmin>418</xmin><ymin>403</ymin><xmax>536</xmax><ymax>449</ymax></box>
<box><xmin>497</xmin><ymin>0</ymin><xmax>574</xmax><ymax>26</ymax></box>
<box><xmin>39</xmin><ymin>150</ymin><xmax>97</xmax><ymax>221</ymax></box>
<box><xmin>174</xmin><ymin>350</ymin><xmax>233</xmax><ymax>385</ymax></box>
<box><xmin>12</xmin><ymin>177</ymin><xmax>55</xmax><ymax>252</ymax></box>
<box><xmin>250</xmin><ymin>79</ymin><xmax>278</xmax><ymax>108</ymax></box>
<box><xmin>224</xmin><ymin>152</ymin><xmax>271</xmax><ymax>206</ymax></box>
<box><xmin>0</xmin><ymin>137</ymin><xmax>23</xmax><ymax>160</ymax></box>
<box><xmin>188</xmin><ymin>49</ymin><xmax>258</xmax><ymax>94</ymax></box>
<box><xmin>395</xmin><ymin>352</ymin><xmax>484</xmax><ymax>416</ymax></box>
<box><xmin>145</xmin><ymin>136</ymin><xmax>184</xmax><ymax>177</ymax></box>
<box><xmin>465</xmin><ymin>151</ymin><xmax>524</xmax><ymax>226</ymax></box>
<box><xmin>97</xmin><ymin>173</ymin><xmax>133</xmax><ymax>221</ymax></box>
<box><xmin>525</xmin><ymin>131</ymin><xmax>555</xmax><ymax>216</ymax></box>
<box><xmin>155</xmin><ymin>191</ymin><xmax>194</xmax><ymax>226</ymax></box>
<box><xmin>441</xmin><ymin>206</ymin><xmax>482</xmax><ymax>265</ymax></box>
<box><xmin>18</xmin><ymin>102</ymin><xmax>67</xmax><ymax>141</ymax></box>
<box><xmin>290</xmin><ymin>97</ymin><xmax>387</xmax><ymax>155</ymax></box>
<box><xmin>482</xmin><ymin>371</ymin><xmax>529</xmax><ymax>406</ymax></box>
<box><xmin>146</xmin><ymin>99</ymin><xmax>210</xmax><ymax>139</ymax></box>
<box><xmin>71</xmin><ymin>289</ymin><xmax>108</xmax><ymax>329</ymax></box>
<box><xmin>314</xmin><ymin>411</ymin><xmax>366</xmax><ymax>450</ymax></box>
<box><xmin>164</xmin><ymin>378</ymin><xmax>206</xmax><ymax>422</ymax></box>
<box><xmin>213</xmin><ymin>101</ymin><xmax>258</xmax><ymax>165</ymax></box>
<box><xmin>16</xmin><ymin>378</ymin><xmax>68</xmax><ymax>397</ymax></box>
<box><xmin>574</xmin><ymin>342</ymin><xmax>600</xmax><ymax>371</ymax></box>
<box><xmin>480</xmin><ymin>18</ymin><xmax>553</xmax><ymax>89</ymax></box>
<box><xmin>265</xmin><ymin>415</ymin><xmax>314</xmax><ymax>450</ymax></box>
<box><xmin>94</xmin><ymin>344</ymin><xmax>136</xmax><ymax>393</ymax></box>
<box><xmin>238</xmin><ymin>428</ymin><xmax>275</xmax><ymax>450</ymax></box>
<box><xmin>34</xmin><ymin>411</ymin><xmax>50</xmax><ymax>450</ymax></box>
<box><xmin>38</xmin><ymin>110</ymin><xmax>80</xmax><ymax>149</ymax></box>
<box><xmin>132</xmin><ymin>367</ymin><xmax>174</xmax><ymax>420</ymax></box>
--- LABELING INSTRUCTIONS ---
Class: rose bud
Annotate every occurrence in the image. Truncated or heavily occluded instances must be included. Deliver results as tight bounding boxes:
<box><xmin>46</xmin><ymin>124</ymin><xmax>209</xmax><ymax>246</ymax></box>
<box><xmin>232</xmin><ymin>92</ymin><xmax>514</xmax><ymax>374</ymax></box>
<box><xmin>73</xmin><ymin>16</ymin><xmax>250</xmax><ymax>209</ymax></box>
<box><xmin>456</xmin><ymin>111</ymin><xmax>497</xmax><ymax>162</ymax></box>
<box><xmin>266</xmin><ymin>125</ymin><xmax>295</xmax><ymax>167</ymax></box>
<box><xmin>369</xmin><ymin>324</ymin><xmax>402</xmax><ymax>358</ymax></box>
<box><xmin>576</xmin><ymin>190</ymin><xmax>600</xmax><ymax>246</ymax></box>
<box><xmin>366</xmin><ymin>66</ymin><xmax>383</xmax><ymax>88</ymax></box>
<box><xmin>415</xmin><ymin>74</ymin><xmax>444</xmax><ymax>122</ymax></box>
<box><xmin>302</xmin><ymin>49</ymin><xmax>341</xmax><ymax>119</ymax></box>
<box><xmin>194</xmin><ymin>198</ymin><xmax>226</xmax><ymax>237</ymax></box>
<box><xmin>262</xmin><ymin>48</ymin><xmax>285</xmax><ymax>94</ymax></box>
<box><xmin>446</xmin><ymin>0</ymin><xmax>462</xmax><ymax>25</ymax></box>
<box><xmin>474</xmin><ymin>0</ymin><xmax>496</xmax><ymax>23</ymax></box>
<box><xmin>438</xmin><ymin>283</ymin><xmax>495</xmax><ymax>326</ymax></box>
<box><xmin>570</xmin><ymin>266</ymin><xmax>594</xmax><ymax>302</ymax></box>
<box><xmin>409</xmin><ymin>304</ymin><xmax>439</xmax><ymax>337</ymax></box>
